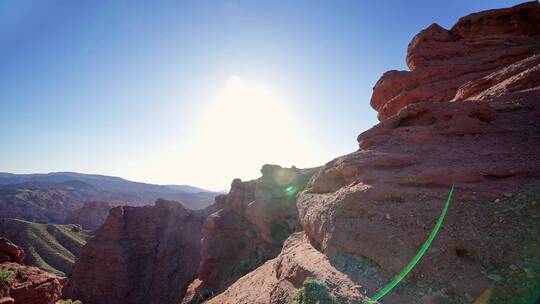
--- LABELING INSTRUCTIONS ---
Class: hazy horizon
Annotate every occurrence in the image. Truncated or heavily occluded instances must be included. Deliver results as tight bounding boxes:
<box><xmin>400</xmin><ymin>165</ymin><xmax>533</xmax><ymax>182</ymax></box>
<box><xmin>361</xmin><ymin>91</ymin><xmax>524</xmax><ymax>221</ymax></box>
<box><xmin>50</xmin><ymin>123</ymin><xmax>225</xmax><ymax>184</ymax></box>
<box><xmin>0</xmin><ymin>0</ymin><xmax>525</xmax><ymax>191</ymax></box>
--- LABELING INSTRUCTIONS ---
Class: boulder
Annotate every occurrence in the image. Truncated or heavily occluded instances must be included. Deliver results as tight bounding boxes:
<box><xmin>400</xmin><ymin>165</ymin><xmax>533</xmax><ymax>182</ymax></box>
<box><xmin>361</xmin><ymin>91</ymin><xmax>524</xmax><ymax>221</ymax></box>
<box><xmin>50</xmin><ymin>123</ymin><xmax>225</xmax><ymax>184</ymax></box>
<box><xmin>2</xmin><ymin>262</ymin><xmax>66</xmax><ymax>304</ymax></box>
<box><xmin>0</xmin><ymin>238</ymin><xmax>24</xmax><ymax>264</ymax></box>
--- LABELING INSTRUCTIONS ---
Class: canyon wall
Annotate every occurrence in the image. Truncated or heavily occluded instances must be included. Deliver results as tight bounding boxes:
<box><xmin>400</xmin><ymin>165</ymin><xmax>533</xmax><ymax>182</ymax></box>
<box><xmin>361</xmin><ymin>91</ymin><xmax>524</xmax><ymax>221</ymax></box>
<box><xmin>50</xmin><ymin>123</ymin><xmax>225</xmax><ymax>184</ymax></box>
<box><xmin>210</xmin><ymin>2</ymin><xmax>540</xmax><ymax>303</ymax></box>
<box><xmin>182</xmin><ymin>165</ymin><xmax>317</xmax><ymax>303</ymax></box>
<box><xmin>63</xmin><ymin>199</ymin><xmax>210</xmax><ymax>304</ymax></box>
<box><xmin>63</xmin><ymin>165</ymin><xmax>316</xmax><ymax>304</ymax></box>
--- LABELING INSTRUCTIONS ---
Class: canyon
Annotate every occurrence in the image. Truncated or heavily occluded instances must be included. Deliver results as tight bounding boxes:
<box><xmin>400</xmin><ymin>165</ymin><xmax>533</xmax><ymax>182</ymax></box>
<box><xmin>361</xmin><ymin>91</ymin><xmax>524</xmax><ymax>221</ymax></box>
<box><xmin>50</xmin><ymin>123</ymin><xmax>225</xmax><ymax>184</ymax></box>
<box><xmin>62</xmin><ymin>165</ymin><xmax>316</xmax><ymax>304</ymax></box>
<box><xmin>1</xmin><ymin>1</ymin><xmax>539</xmax><ymax>304</ymax></box>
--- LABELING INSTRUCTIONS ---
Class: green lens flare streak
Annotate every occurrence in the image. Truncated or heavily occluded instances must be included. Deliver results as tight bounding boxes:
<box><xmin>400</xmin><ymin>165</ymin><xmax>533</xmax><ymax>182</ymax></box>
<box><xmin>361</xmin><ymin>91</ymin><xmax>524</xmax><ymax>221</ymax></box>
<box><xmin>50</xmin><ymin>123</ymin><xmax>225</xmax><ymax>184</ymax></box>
<box><xmin>363</xmin><ymin>183</ymin><xmax>455</xmax><ymax>304</ymax></box>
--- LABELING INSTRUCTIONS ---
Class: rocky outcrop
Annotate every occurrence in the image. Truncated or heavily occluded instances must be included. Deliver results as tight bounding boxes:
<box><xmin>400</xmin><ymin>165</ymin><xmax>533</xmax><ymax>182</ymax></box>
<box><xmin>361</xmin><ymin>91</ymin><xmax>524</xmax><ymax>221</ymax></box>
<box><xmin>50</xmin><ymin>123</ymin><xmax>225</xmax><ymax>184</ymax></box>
<box><xmin>182</xmin><ymin>165</ymin><xmax>317</xmax><ymax>303</ymax></box>
<box><xmin>2</xmin><ymin>262</ymin><xmax>67</xmax><ymax>304</ymax></box>
<box><xmin>63</xmin><ymin>199</ymin><xmax>210</xmax><ymax>304</ymax></box>
<box><xmin>210</xmin><ymin>2</ymin><xmax>540</xmax><ymax>303</ymax></box>
<box><xmin>371</xmin><ymin>1</ymin><xmax>540</xmax><ymax>120</ymax></box>
<box><xmin>0</xmin><ymin>238</ymin><xmax>66</xmax><ymax>304</ymax></box>
<box><xmin>64</xmin><ymin>201</ymin><xmax>112</xmax><ymax>230</ymax></box>
<box><xmin>210</xmin><ymin>232</ymin><xmax>372</xmax><ymax>304</ymax></box>
<box><xmin>0</xmin><ymin>238</ymin><xmax>24</xmax><ymax>264</ymax></box>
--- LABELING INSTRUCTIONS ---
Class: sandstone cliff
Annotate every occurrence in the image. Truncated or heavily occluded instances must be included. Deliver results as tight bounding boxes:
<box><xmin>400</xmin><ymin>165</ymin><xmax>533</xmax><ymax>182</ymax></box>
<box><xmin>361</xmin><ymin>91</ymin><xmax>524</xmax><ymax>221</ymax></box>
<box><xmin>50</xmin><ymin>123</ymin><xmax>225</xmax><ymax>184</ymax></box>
<box><xmin>371</xmin><ymin>1</ymin><xmax>540</xmax><ymax>121</ymax></box>
<box><xmin>182</xmin><ymin>165</ymin><xmax>317</xmax><ymax>304</ymax></box>
<box><xmin>63</xmin><ymin>199</ymin><xmax>210</xmax><ymax>304</ymax></box>
<box><xmin>210</xmin><ymin>2</ymin><xmax>540</xmax><ymax>303</ymax></box>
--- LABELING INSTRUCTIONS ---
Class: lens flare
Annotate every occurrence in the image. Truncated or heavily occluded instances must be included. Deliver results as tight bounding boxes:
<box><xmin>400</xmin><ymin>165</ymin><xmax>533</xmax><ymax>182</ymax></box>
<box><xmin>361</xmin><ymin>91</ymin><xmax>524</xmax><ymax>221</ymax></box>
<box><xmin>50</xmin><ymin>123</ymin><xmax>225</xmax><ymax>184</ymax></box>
<box><xmin>285</xmin><ymin>185</ymin><xmax>295</xmax><ymax>195</ymax></box>
<box><xmin>472</xmin><ymin>285</ymin><xmax>494</xmax><ymax>304</ymax></box>
<box><xmin>274</xmin><ymin>168</ymin><xmax>297</xmax><ymax>186</ymax></box>
<box><xmin>364</xmin><ymin>184</ymin><xmax>455</xmax><ymax>304</ymax></box>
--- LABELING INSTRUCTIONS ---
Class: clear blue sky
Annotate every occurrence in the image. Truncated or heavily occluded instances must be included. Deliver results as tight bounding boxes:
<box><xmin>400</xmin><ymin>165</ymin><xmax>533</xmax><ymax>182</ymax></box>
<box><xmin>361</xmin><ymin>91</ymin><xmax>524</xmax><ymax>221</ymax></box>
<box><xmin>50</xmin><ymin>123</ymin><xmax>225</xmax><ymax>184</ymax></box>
<box><xmin>0</xmin><ymin>0</ymin><xmax>525</xmax><ymax>190</ymax></box>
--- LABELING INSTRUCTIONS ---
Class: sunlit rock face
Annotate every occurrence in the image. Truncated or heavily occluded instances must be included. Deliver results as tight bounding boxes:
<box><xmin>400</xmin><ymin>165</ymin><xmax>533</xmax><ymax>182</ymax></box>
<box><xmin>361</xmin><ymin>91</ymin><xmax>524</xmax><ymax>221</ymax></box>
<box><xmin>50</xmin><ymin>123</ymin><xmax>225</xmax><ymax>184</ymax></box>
<box><xmin>63</xmin><ymin>199</ymin><xmax>210</xmax><ymax>304</ymax></box>
<box><xmin>182</xmin><ymin>165</ymin><xmax>317</xmax><ymax>304</ymax></box>
<box><xmin>210</xmin><ymin>232</ymin><xmax>371</xmax><ymax>304</ymax></box>
<box><xmin>371</xmin><ymin>1</ymin><xmax>540</xmax><ymax>121</ymax></box>
<box><xmin>209</xmin><ymin>2</ymin><xmax>540</xmax><ymax>303</ymax></box>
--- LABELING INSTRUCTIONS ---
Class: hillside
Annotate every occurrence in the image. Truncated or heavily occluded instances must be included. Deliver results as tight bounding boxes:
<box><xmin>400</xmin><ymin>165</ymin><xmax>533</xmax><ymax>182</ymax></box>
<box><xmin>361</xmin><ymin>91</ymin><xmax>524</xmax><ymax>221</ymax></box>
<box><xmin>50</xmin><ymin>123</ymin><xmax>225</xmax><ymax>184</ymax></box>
<box><xmin>0</xmin><ymin>218</ymin><xmax>91</xmax><ymax>275</ymax></box>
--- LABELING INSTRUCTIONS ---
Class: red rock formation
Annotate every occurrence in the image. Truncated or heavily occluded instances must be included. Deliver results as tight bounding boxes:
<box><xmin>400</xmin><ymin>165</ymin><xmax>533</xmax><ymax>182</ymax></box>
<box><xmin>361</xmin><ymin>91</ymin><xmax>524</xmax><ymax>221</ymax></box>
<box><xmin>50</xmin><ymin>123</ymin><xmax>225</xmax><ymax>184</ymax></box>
<box><xmin>210</xmin><ymin>232</ymin><xmax>372</xmax><ymax>304</ymax></box>
<box><xmin>0</xmin><ymin>238</ymin><xmax>65</xmax><ymax>304</ymax></box>
<box><xmin>209</xmin><ymin>3</ymin><xmax>540</xmax><ymax>303</ymax></box>
<box><xmin>181</xmin><ymin>165</ymin><xmax>317</xmax><ymax>304</ymax></box>
<box><xmin>0</xmin><ymin>238</ymin><xmax>24</xmax><ymax>264</ymax></box>
<box><xmin>371</xmin><ymin>1</ymin><xmax>540</xmax><ymax>120</ymax></box>
<box><xmin>63</xmin><ymin>199</ymin><xmax>209</xmax><ymax>304</ymax></box>
<box><xmin>64</xmin><ymin>201</ymin><xmax>112</xmax><ymax>230</ymax></box>
<box><xmin>3</xmin><ymin>262</ymin><xmax>66</xmax><ymax>304</ymax></box>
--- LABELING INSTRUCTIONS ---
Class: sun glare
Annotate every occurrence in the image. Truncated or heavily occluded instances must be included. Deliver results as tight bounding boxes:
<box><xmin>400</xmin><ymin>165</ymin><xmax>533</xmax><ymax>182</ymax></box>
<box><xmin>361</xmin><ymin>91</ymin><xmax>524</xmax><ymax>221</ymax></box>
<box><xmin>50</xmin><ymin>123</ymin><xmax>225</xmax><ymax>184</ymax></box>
<box><xmin>225</xmin><ymin>75</ymin><xmax>245</xmax><ymax>90</ymax></box>
<box><xmin>172</xmin><ymin>75</ymin><xmax>317</xmax><ymax>190</ymax></box>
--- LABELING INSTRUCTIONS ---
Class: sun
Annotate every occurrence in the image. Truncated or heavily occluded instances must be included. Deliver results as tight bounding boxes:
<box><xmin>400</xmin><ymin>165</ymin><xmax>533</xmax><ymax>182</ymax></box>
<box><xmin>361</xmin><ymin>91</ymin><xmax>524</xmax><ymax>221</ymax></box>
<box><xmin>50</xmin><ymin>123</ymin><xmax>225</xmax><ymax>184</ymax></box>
<box><xmin>203</xmin><ymin>75</ymin><xmax>292</xmax><ymax>143</ymax></box>
<box><xmin>172</xmin><ymin>75</ymin><xmax>315</xmax><ymax>190</ymax></box>
<box><xmin>225</xmin><ymin>75</ymin><xmax>244</xmax><ymax>91</ymax></box>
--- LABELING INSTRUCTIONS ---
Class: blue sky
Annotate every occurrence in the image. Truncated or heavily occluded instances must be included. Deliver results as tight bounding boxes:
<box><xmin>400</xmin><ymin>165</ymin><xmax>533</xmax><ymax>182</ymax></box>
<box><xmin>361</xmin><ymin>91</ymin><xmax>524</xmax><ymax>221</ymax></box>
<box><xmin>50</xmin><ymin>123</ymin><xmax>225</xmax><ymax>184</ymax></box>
<box><xmin>0</xmin><ymin>0</ymin><xmax>525</xmax><ymax>190</ymax></box>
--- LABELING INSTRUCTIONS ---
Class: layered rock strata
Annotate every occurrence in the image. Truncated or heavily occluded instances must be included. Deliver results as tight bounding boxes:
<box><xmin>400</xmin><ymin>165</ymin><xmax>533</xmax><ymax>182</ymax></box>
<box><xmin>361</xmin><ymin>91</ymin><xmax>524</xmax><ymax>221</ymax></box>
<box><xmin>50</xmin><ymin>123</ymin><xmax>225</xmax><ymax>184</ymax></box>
<box><xmin>63</xmin><ymin>199</ymin><xmax>209</xmax><ymax>304</ymax></box>
<box><xmin>182</xmin><ymin>165</ymin><xmax>317</xmax><ymax>303</ymax></box>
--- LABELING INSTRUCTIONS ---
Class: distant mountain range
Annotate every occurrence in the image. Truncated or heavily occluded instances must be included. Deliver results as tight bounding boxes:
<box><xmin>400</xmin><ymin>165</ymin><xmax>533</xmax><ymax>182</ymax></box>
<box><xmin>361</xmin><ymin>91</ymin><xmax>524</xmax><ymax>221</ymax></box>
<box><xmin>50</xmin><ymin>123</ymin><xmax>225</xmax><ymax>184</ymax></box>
<box><xmin>0</xmin><ymin>172</ymin><xmax>220</xmax><ymax>225</ymax></box>
<box><xmin>0</xmin><ymin>172</ymin><xmax>213</xmax><ymax>195</ymax></box>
